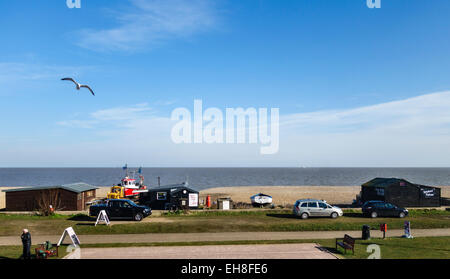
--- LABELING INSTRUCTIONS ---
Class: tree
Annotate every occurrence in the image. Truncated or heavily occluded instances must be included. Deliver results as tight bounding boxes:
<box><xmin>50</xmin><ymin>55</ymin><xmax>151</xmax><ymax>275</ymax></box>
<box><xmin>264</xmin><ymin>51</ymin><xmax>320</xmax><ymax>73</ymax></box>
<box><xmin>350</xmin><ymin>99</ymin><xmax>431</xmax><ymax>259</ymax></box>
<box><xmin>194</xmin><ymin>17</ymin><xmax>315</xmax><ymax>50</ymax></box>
<box><xmin>36</xmin><ymin>189</ymin><xmax>62</xmax><ymax>216</ymax></box>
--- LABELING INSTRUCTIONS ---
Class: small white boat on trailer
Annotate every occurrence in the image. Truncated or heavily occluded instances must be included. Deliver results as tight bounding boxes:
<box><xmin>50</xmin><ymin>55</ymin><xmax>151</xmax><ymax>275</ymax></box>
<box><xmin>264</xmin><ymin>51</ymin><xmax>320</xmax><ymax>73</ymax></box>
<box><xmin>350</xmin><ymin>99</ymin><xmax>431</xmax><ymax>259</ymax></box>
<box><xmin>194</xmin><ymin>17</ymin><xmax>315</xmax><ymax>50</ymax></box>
<box><xmin>250</xmin><ymin>193</ymin><xmax>273</xmax><ymax>207</ymax></box>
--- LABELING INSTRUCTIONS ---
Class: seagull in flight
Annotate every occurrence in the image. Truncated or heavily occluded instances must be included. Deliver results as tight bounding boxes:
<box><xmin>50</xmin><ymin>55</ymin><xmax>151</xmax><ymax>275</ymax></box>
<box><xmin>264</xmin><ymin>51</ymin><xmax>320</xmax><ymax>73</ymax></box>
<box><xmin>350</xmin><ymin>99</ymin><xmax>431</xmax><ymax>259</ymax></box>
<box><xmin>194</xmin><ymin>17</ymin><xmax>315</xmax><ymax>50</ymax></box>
<box><xmin>61</xmin><ymin>77</ymin><xmax>95</xmax><ymax>96</ymax></box>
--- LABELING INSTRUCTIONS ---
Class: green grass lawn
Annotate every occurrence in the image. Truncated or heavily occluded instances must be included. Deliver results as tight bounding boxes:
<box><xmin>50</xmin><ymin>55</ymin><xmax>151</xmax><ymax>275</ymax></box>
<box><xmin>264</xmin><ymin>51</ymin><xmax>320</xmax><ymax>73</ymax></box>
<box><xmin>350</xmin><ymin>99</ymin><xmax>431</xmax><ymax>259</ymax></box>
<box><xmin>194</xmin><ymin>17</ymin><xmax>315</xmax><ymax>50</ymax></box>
<box><xmin>0</xmin><ymin>244</ymin><xmax>70</xmax><ymax>260</ymax></box>
<box><xmin>336</xmin><ymin>236</ymin><xmax>450</xmax><ymax>259</ymax></box>
<box><xmin>0</xmin><ymin>209</ymin><xmax>449</xmax><ymax>236</ymax></box>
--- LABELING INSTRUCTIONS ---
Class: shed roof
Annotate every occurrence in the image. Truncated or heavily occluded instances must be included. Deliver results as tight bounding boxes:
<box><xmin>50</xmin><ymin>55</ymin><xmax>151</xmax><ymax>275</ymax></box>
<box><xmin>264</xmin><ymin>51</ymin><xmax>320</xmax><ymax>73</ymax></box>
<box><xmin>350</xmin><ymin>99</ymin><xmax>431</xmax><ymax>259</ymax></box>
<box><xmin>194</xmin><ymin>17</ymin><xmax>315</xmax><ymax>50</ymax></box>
<box><xmin>362</xmin><ymin>177</ymin><xmax>437</xmax><ymax>189</ymax></box>
<box><xmin>362</xmin><ymin>178</ymin><xmax>410</xmax><ymax>188</ymax></box>
<box><xmin>2</xmin><ymin>183</ymin><xmax>98</xmax><ymax>193</ymax></box>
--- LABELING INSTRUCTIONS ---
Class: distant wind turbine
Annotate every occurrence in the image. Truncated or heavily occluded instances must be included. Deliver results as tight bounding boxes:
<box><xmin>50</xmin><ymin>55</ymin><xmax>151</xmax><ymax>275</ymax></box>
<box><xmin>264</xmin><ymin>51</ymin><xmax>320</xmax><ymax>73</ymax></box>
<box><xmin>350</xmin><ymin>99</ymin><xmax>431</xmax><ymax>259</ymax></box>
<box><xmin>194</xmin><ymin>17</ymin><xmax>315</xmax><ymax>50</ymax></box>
<box><xmin>61</xmin><ymin>77</ymin><xmax>95</xmax><ymax>96</ymax></box>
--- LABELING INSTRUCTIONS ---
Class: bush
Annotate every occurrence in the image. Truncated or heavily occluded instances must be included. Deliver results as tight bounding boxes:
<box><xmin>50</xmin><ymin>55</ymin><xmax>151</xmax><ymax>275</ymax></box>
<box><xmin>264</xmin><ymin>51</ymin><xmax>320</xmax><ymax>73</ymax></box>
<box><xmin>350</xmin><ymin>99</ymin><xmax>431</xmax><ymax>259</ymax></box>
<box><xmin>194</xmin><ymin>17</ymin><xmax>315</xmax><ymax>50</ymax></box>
<box><xmin>36</xmin><ymin>189</ymin><xmax>62</xmax><ymax>216</ymax></box>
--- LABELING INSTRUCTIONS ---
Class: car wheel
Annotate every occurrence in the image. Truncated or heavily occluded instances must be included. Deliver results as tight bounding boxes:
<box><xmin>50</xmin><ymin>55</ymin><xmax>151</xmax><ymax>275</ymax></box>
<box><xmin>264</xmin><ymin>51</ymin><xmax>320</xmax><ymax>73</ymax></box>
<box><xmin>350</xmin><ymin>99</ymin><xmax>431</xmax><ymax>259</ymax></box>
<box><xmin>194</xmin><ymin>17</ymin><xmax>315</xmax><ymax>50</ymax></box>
<box><xmin>399</xmin><ymin>212</ymin><xmax>405</xmax><ymax>218</ymax></box>
<box><xmin>301</xmin><ymin>212</ymin><xmax>309</xmax><ymax>219</ymax></box>
<box><xmin>331</xmin><ymin>212</ymin><xmax>338</xmax><ymax>219</ymax></box>
<box><xmin>371</xmin><ymin>212</ymin><xmax>377</xmax><ymax>218</ymax></box>
<box><xmin>134</xmin><ymin>213</ymin><xmax>143</xmax><ymax>222</ymax></box>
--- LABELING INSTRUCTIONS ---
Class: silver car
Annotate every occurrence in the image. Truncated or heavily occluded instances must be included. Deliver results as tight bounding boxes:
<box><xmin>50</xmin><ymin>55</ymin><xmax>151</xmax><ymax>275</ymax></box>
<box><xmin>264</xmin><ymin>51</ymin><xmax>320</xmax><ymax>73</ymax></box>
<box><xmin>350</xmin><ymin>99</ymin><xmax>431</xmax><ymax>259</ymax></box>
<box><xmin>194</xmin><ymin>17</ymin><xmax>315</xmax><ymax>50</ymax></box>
<box><xmin>293</xmin><ymin>199</ymin><xmax>343</xmax><ymax>219</ymax></box>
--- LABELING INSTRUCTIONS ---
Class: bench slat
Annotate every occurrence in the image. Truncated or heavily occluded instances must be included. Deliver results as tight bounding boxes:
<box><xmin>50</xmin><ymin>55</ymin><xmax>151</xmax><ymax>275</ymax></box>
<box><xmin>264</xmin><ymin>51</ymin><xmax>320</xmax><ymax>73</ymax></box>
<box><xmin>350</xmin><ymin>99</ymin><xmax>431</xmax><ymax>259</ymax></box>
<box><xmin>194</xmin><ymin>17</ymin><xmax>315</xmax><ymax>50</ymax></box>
<box><xmin>336</xmin><ymin>234</ymin><xmax>355</xmax><ymax>254</ymax></box>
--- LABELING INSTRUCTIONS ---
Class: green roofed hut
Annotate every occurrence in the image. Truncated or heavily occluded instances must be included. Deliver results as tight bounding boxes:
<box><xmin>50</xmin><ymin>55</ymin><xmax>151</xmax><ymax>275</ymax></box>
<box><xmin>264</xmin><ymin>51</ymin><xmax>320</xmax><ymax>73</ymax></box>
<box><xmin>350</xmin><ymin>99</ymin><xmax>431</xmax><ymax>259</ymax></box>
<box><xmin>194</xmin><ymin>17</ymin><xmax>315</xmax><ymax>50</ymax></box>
<box><xmin>3</xmin><ymin>183</ymin><xmax>98</xmax><ymax>211</ymax></box>
<box><xmin>360</xmin><ymin>178</ymin><xmax>441</xmax><ymax>207</ymax></box>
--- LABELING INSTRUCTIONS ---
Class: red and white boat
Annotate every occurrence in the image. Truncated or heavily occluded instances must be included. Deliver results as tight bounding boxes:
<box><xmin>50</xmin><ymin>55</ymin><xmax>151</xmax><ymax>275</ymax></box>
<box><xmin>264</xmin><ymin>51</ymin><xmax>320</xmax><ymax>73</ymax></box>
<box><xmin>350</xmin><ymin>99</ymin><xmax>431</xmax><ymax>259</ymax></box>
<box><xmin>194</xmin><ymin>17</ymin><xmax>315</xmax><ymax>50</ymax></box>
<box><xmin>120</xmin><ymin>176</ymin><xmax>148</xmax><ymax>198</ymax></box>
<box><xmin>109</xmin><ymin>166</ymin><xmax>149</xmax><ymax>199</ymax></box>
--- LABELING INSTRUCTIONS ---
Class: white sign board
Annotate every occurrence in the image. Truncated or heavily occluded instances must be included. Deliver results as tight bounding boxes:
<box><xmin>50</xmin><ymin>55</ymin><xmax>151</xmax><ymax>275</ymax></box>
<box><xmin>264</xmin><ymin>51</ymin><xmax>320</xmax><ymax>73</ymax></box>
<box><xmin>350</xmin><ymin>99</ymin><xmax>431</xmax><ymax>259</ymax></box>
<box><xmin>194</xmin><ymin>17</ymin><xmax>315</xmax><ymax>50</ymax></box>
<box><xmin>222</xmin><ymin>200</ymin><xmax>230</xmax><ymax>210</ymax></box>
<box><xmin>422</xmin><ymin>189</ymin><xmax>435</xmax><ymax>197</ymax></box>
<box><xmin>57</xmin><ymin>227</ymin><xmax>80</xmax><ymax>247</ymax></box>
<box><xmin>95</xmin><ymin>210</ymin><xmax>110</xmax><ymax>226</ymax></box>
<box><xmin>189</xmin><ymin>193</ymin><xmax>199</xmax><ymax>207</ymax></box>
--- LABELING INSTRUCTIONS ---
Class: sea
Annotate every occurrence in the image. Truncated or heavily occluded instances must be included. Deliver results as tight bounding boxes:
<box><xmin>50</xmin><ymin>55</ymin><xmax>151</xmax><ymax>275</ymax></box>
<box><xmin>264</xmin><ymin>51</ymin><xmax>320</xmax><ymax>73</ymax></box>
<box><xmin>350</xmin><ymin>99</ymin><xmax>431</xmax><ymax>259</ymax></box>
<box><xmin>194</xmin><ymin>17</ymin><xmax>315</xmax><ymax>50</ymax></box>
<box><xmin>1</xmin><ymin>168</ymin><xmax>450</xmax><ymax>191</ymax></box>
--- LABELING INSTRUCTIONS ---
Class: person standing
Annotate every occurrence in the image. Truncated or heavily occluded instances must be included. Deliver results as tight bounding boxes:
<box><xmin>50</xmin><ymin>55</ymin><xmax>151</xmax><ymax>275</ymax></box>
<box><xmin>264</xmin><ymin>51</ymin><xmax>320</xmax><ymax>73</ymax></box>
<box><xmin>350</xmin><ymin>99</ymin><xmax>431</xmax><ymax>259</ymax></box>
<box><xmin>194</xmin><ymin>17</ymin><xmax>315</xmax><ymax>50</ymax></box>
<box><xmin>21</xmin><ymin>229</ymin><xmax>31</xmax><ymax>259</ymax></box>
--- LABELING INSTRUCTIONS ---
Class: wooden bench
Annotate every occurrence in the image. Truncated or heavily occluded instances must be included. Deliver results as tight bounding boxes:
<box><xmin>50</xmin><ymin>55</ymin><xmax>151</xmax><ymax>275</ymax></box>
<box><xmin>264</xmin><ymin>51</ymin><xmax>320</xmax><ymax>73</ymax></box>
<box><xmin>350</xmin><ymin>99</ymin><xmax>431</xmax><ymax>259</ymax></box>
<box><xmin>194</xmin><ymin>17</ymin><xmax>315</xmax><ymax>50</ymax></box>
<box><xmin>336</xmin><ymin>234</ymin><xmax>355</xmax><ymax>254</ymax></box>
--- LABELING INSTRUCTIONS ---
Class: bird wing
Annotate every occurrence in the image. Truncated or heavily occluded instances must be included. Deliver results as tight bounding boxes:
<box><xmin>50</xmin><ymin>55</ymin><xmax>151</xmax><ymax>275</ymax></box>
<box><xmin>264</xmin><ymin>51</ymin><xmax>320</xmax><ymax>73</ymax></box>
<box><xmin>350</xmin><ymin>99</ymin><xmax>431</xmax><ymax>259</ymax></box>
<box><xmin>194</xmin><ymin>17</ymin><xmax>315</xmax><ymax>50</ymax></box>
<box><xmin>80</xmin><ymin>84</ymin><xmax>95</xmax><ymax>96</ymax></box>
<box><xmin>61</xmin><ymin>77</ymin><xmax>78</xmax><ymax>85</ymax></box>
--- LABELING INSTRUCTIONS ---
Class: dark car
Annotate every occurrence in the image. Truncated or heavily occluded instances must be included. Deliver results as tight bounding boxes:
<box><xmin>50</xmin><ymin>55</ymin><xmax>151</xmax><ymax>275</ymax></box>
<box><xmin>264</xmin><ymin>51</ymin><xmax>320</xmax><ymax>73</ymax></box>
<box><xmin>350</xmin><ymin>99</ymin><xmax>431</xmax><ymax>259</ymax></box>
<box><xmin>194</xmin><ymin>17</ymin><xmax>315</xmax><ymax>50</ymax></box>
<box><xmin>362</xmin><ymin>200</ymin><xmax>408</xmax><ymax>218</ymax></box>
<box><xmin>89</xmin><ymin>199</ymin><xmax>152</xmax><ymax>221</ymax></box>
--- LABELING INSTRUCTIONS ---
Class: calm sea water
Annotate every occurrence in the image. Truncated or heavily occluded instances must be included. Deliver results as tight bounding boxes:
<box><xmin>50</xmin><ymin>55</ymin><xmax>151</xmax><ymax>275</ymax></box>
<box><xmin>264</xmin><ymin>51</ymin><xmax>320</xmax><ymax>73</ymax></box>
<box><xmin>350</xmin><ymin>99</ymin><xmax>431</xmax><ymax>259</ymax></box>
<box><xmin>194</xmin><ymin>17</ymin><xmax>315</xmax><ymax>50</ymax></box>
<box><xmin>1</xmin><ymin>168</ymin><xmax>450</xmax><ymax>191</ymax></box>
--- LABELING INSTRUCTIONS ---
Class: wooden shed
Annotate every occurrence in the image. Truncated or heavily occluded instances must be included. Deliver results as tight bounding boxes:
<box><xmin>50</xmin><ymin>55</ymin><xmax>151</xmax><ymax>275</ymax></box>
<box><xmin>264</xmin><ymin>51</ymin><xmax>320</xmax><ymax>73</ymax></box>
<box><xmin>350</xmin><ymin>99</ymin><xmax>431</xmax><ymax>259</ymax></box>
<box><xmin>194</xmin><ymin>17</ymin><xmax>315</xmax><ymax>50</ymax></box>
<box><xmin>360</xmin><ymin>178</ymin><xmax>441</xmax><ymax>207</ymax></box>
<box><xmin>3</xmin><ymin>183</ymin><xmax>98</xmax><ymax>211</ymax></box>
<box><xmin>138</xmin><ymin>183</ymin><xmax>199</xmax><ymax>210</ymax></box>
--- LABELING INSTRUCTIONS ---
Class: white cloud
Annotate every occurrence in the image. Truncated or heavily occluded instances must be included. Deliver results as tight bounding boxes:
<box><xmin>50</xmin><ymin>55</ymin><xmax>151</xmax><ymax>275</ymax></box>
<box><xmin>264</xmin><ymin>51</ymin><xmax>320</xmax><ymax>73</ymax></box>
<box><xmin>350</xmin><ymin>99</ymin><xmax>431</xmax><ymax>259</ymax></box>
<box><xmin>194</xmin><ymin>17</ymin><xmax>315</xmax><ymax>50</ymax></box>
<box><xmin>76</xmin><ymin>0</ymin><xmax>219</xmax><ymax>52</ymax></box>
<box><xmin>48</xmin><ymin>91</ymin><xmax>450</xmax><ymax>167</ymax></box>
<box><xmin>57</xmin><ymin>103</ymin><xmax>154</xmax><ymax>128</ymax></box>
<box><xmin>278</xmin><ymin>91</ymin><xmax>450</xmax><ymax>166</ymax></box>
<box><xmin>91</xmin><ymin>103</ymin><xmax>152</xmax><ymax>121</ymax></box>
<box><xmin>0</xmin><ymin>62</ymin><xmax>87</xmax><ymax>83</ymax></box>
<box><xmin>281</xmin><ymin>91</ymin><xmax>450</xmax><ymax>135</ymax></box>
<box><xmin>56</xmin><ymin>119</ymin><xmax>98</xmax><ymax>129</ymax></box>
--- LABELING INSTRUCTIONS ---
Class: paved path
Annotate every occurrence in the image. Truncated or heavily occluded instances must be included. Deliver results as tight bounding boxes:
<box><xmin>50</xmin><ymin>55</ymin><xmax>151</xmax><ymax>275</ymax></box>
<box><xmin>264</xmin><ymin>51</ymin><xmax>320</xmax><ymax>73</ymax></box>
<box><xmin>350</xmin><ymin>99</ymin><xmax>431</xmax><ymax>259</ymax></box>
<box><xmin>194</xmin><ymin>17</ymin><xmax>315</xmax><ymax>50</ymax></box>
<box><xmin>79</xmin><ymin>243</ymin><xmax>337</xmax><ymax>259</ymax></box>
<box><xmin>1</xmin><ymin>228</ymin><xmax>450</xmax><ymax>246</ymax></box>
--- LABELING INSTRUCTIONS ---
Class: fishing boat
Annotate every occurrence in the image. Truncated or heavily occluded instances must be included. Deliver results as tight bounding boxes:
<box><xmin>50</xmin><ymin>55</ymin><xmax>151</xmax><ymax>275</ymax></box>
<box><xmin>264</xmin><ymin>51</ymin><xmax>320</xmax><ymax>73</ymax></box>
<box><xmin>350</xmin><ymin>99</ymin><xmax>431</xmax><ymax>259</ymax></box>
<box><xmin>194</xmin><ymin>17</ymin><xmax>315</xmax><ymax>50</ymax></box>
<box><xmin>107</xmin><ymin>165</ymin><xmax>148</xmax><ymax>199</ymax></box>
<box><xmin>250</xmin><ymin>193</ymin><xmax>273</xmax><ymax>207</ymax></box>
<box><xmin>119</xmin><ymin>175</ymin><xmax>148</xmax><ymax>198</ymax></box>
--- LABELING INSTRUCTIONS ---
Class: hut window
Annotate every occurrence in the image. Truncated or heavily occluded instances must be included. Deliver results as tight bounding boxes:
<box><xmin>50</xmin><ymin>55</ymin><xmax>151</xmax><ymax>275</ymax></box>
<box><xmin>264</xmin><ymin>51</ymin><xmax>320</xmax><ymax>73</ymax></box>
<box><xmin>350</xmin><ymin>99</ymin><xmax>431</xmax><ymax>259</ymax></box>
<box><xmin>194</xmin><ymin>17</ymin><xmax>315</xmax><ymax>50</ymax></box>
<box><xmin>376</xmin><ymin>188</ymin><xmax>385</xmax><ymax>196</ymax></box>
<box><xmin>157</xmin><ymin>192</ymin><xmax>167</xmax><ymax>200</ymax></box>
<box><xmin>77</xmin><ymin>194</ymin><xmax>82</xmax><ymax>200</ymax></box>
<box><xmin>86</xmin><ymin>191</ymin><xmax>93</xmax><ymax>197</ymax></box>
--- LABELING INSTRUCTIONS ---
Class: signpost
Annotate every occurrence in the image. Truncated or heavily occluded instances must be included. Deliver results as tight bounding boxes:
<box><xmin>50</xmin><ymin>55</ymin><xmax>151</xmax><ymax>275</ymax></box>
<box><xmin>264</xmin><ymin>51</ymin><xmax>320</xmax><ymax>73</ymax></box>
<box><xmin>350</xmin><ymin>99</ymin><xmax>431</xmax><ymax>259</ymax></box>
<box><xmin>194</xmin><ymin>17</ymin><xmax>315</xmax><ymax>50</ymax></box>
<box><xmin>95</xmin><ymin>210</ymin><xmax>110</xmax><ymax>226</ymax></box>
<box><xmin>57</xmin><ymin>227</ymin><xmax>80</xmax><ymax>247</ymax></box>
<box><xmin>380</xmin><ymin>223</ymin><xmax>387</xmax><ymax>239</ymax></box>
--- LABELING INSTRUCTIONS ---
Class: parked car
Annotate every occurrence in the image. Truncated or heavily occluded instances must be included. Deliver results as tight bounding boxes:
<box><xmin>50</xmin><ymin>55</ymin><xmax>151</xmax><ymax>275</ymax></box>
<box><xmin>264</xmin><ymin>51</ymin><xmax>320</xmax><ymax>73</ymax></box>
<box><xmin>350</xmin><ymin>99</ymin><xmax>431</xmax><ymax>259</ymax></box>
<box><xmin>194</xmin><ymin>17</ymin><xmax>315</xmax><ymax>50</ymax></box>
<box><xmin>361</xmin><ymin>200</ymin><xmax>408</xmax><ymax>218</ymax></box>
<box><xmin>89</xmin><ymin>199</ymin><xmax>152</xmax><ymax>221</ymax></box>
<box><xmin>293</xmin><ymin>199</ymin><xmax>343</xmax><ymax>219</ymax></box>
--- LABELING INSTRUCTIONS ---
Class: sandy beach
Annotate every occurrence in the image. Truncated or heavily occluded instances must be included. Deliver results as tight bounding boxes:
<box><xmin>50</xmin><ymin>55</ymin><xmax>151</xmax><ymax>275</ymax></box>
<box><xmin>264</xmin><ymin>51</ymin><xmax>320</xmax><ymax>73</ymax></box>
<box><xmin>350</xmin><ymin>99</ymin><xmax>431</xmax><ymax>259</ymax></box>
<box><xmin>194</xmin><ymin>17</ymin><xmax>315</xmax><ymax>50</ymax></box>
<box><xmin>201</xmin><ymin>185</ymin><xmax>450</xmax><ymax>206</ymax></box>
<box><xmin>200</xmin><ymin>186</ymin><xmax>362</xmax><ymax>206</ymax></box>
<box><xmin>2</xmin><ymin>185</ymin><xmax>450</xmax><ymax>210</ymax></box>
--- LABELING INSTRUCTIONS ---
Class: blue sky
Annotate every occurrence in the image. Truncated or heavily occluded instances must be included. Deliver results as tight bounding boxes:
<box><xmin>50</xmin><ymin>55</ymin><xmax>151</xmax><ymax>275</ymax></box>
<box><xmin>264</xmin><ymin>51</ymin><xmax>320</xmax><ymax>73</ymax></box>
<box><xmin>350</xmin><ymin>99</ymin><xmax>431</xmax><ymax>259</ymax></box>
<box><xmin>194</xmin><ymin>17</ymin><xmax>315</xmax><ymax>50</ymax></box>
<box><xmin>1</xmin><ymin>0</ymin><xmax>450</xmax><ymax>167</ymax></box>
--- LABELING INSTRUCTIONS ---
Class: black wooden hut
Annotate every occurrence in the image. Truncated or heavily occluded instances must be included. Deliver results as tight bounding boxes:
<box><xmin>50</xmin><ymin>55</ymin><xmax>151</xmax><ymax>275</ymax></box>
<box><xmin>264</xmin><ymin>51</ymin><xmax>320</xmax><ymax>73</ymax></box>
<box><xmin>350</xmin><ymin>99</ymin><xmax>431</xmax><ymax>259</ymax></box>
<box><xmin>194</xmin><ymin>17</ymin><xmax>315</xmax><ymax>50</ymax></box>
<box><xmin>138</xmin><ymin>183</ymin><xmax>199</xmax><ymax>210</ymax></box>
<box><xmin>360</xmin><ymin>178</ymin><xmax>441</xmax><ymax>207</ymax></box>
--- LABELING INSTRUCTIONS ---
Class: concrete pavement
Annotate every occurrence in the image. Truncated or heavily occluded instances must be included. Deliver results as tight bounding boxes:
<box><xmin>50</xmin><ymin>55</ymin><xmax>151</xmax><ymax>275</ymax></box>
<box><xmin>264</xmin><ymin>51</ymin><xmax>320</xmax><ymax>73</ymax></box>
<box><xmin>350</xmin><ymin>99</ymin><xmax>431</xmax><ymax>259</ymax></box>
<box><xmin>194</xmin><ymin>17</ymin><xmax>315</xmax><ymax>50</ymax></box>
<box><xmin>79</xmin><ymin>243</ymin><xmax>338</xmax><ymax>259</ymax></box>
